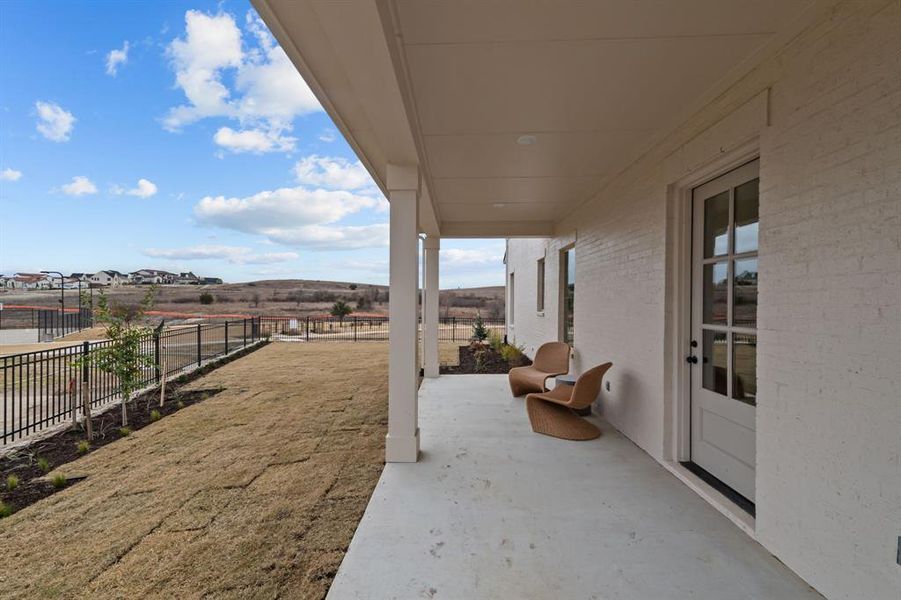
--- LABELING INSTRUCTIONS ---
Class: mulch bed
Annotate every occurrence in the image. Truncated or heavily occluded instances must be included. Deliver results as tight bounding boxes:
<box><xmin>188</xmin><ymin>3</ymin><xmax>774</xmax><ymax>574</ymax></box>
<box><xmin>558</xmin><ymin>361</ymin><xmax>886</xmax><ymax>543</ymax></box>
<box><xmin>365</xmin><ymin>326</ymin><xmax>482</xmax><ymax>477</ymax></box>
<box><xmin>0</xmin><ymin>342</ymin><xmax>266</xmax><ymax>517</ymax></box>
<box><xmin>441</xmin><ymin>342</ymin><xmax>531</xmax><ymax>375</ymax></box>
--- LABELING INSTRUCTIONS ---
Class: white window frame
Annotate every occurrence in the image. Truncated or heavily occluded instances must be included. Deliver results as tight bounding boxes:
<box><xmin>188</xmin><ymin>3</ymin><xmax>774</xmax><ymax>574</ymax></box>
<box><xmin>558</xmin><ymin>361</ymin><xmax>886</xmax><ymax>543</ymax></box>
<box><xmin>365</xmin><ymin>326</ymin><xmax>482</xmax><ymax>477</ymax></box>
<box><xmin>536</xmin><ymin>257</ymin><xmax>545</xmax><ymax>314</ymax></box>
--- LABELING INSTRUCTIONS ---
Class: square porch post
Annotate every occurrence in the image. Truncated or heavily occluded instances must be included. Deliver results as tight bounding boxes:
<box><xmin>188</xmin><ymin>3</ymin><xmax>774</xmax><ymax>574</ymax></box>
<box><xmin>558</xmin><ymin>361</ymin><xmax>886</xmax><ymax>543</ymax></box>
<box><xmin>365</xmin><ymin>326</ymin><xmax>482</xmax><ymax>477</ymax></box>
<box><xmin>386</xmin><ymin>164</ymin><xmax>420</xmax><ymax>463</ymax></box>
<box><xmin>423</xmin><ymin>236</ymin><xmax>440</xmax><ymax>378</ymax></box>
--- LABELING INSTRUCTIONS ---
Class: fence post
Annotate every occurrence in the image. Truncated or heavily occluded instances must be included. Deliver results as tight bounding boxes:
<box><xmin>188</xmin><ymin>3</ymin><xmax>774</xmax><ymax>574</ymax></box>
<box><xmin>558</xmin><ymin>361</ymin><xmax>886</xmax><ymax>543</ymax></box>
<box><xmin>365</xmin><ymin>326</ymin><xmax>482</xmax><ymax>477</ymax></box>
<box><xmin>353</xmin><ymin>316</ymin><xmax>357</xmax><ymax>342</ymax></box>
<box><xmin>452</xmin><ymin>317</ymin><xmax>456</xmax><ymax>342</ymax></box>
<box><xmin>197</xmin><ymin>323</ymin><xmax>202</xmax><ymax>366</ymax></box>
<box><xmin>154</xmin><ymin>331</ymin><xmax>161</xmax><ymax>384</ymax></box>
<box><xmin>224</xmin><ymin>321</ymin><xmax>229</xmax><ymax>355</ymax></box>
<box><xmin>81</xmin><ymin>341</ymin><xmax>91</xmax><ymax>439</ymax></box>
<box><xmin>243</xmin><ymin>318</ymin><xmax>247</xmax><ymax>348</ymax></box>
<box><xmin>305</xmin><ymin>317</ymin><xmax>310</xmax><ymax>342</ymax></box>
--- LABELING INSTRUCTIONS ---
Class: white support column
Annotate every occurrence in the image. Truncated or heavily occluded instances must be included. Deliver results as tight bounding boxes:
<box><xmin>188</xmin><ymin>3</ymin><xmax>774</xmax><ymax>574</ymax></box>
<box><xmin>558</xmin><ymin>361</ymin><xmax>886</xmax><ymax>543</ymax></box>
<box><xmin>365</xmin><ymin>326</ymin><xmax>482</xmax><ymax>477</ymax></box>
<box><xmin>423</xmin><ymin>236</ymin><xmax>440</xmax><ymax>378</ymax></box>
<box><xmin>386</xmin><ymin>164</ymin><xmax>420</xmax><ymax>463</ymax></box>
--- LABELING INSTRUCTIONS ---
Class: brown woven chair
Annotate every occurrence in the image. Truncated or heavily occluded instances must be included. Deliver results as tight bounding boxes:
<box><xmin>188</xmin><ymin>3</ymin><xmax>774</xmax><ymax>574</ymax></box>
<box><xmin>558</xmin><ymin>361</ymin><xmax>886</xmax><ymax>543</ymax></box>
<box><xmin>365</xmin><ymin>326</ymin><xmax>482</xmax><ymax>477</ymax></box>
<box><xmin>508</xmin><ymin>341</ymin><xmax>570</xmax><ymax>397</ymax></box>
<box><xmin>525</xmin><ymin>362</ymin><xmax>613</xmax><ymax>440</ymax></box>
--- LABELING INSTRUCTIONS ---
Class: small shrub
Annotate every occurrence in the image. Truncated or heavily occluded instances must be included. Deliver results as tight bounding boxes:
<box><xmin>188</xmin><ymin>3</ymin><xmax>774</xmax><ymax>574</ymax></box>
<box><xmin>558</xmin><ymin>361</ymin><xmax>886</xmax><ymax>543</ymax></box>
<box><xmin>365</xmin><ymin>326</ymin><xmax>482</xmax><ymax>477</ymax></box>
<box><xmin>177</xmin><ymin>400</ymin><xmax>185</xmax><ymax>409</ymax></box>
<box><xmin>474</xmin><ymin>353</ymin><xmax>486</xmax><ymax>373</ymax></box>
<box><xmin>76</xmin><ymin>440</ymin><xmax>90</xmax><ymax>454</ymax></box>
<box><xmin>36</xmin><ymin>457</ymin><xmax>51</xmax><ymax>473</ymax></box>
<box><xmin>349</xmin><ymin>283</ymin><xmax>357</xmax><ymax>290</ymax></box>
<box><xmin>199</xmin><ymin>292</ymin><xmax>214</xmax><ymax>305</ymax></box>
<box><xmin>487</xmin><ymin>330</ymin><xmax>504</xmax><ymax>352</ymax></box>
<box><xmin>6</xmin><ymin>474</ymin><xmax>19</xmax><ymax>491</ymax></box>
<box><xmin>119</xmin><ymin>427</ymin><xmax>132</xmax><ymax>437</ymax></box>
<box><xmin>0</xmin><ymin>501</ymin><xmax>12</xmax><ymax>518</ymax></box>
<box><xmin>150</xmin><ymin>409</ymin><xmax>161</xmax><ymax>422</ymax></box>
<box><xmin>500</xmin><ymin>343</ymin><xmax>525</xmax><ymax>363</ymax></box>
<box><xmin>330</xmin><ymin>300</ymin><xmax>352</xmax><ymax>320</ymax></box>
<box><xmin>51</xmin><ymin>474</ymin><xmax>67</xmax><ymax>489</ymax></box>
<box><xmin>471</xmin><ymin>314</ymin><xmax>489</xmax><ymax>342</ymax></box>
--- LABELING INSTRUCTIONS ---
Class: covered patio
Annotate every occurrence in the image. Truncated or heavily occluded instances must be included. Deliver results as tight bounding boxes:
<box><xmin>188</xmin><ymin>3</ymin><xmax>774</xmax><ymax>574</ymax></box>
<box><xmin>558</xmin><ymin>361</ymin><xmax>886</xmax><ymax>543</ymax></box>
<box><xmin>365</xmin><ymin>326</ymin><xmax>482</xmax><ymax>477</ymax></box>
<box><xmin>254</xmin><ymin>1</ymin><xmax>901</xmax><ymax>597</ymax></box>
<box><xmin>327</xmin><ymin>375</ymin><xmax>819</xmax><ymax>599</ymax></box>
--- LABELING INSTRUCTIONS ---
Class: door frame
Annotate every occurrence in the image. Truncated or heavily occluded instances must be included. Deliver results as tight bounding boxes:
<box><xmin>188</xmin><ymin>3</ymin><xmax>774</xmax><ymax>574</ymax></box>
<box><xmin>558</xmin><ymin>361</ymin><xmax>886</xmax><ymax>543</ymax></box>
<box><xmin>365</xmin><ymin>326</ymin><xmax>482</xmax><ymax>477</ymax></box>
<box><xmin>665</xmin><ymin>139</ymin><xmax>760</xmax><ymax>468</ymax></box>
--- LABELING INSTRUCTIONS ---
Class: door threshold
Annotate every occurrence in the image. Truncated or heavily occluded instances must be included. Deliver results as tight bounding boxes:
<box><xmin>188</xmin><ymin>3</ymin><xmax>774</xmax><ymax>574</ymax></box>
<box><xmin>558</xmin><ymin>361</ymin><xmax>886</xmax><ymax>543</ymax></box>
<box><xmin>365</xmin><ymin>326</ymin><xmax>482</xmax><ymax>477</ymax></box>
<box><xmin>680</xmin><ymin>461</ymin><xmax>755</xmax><ymax>517</ymax></box>
<box><xmin>662</xmin><ymin>461</ymin><xmax>756</xmax><ymax>538</ymax></box>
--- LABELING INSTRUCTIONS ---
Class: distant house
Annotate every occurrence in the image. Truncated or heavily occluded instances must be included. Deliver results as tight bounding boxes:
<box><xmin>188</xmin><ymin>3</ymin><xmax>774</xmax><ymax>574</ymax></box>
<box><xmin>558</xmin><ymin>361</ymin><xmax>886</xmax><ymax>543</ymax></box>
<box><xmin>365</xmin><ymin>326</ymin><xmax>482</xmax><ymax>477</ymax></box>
<box><xmin>68</xmin><ymin>273</ymin><xmax>90</xmax><ymax>282</ymax></box>
<box><xmin>201</xmin><ymin>277</ymin><xmax>223</xmax><ymax>285</ymax></box>
<box><xmin>130</xmin><ymin>269</ymin><xmax>176</xmax><ymax>285</ymax></box>
<box><xmin>90</xmin><ymin>270</ymin><xmax>126</xmax><ymax>287</ymax></box>
<box><xmin>176</xmin><ymin>272</ymin><xmax>200</xmax><ymax>285</ymax></box>
<box><xmin>8</xmin><ymin>273</ymin><xmax>51</xmax><ymax>289</ymax></box>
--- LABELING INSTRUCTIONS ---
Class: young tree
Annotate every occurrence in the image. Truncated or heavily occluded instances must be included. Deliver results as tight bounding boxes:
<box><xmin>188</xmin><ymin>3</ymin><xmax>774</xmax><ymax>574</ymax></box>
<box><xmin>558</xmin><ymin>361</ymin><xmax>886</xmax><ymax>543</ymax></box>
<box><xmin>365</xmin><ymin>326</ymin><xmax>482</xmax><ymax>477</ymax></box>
<box><xmin>199</xmin><ymin>292</ymin><xmax>214</xmax><ymax>305</ymax></box>
<box><xmin>330</xmin><ymin>300</ymin><xmax>353</xmax><ymax>321</ymax></box>
<box><xmin>79</xmin><ymin>287</ymin><xmax>157</xmax><ymax>427</ymax></box>
<box><xmin>471</xmin><ymin>312</ymin><xmax>489</xmax><ymax>343</ymax></box>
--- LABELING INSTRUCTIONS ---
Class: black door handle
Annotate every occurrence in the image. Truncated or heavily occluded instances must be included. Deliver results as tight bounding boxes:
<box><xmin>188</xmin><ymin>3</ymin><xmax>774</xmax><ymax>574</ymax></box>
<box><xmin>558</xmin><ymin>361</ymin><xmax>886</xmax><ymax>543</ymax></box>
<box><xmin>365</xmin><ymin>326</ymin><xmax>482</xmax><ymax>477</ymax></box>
<box><xmin>686</xmin><ymin>355</ymin><xmax>698</xmax><ymax>364</ymax></box>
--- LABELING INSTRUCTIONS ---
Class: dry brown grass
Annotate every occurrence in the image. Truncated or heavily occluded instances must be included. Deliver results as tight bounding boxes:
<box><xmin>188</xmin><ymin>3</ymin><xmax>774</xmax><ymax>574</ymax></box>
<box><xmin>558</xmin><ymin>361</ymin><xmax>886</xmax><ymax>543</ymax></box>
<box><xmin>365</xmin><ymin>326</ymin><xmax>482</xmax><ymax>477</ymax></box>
<box><xmin>0</xmin><ymin>342</ymin><xmax>388</xmax><ymax>599</ymax></box>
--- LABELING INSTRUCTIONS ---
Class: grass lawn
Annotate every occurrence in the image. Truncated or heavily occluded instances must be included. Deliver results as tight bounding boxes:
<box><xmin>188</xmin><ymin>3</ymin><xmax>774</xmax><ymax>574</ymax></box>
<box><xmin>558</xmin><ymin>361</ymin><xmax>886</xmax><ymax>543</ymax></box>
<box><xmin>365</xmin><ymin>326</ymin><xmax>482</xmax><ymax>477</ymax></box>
<box><xmin>0</xmin><ymin>342</ymin><xmax>388</xmax><ymax>599</ymax></box>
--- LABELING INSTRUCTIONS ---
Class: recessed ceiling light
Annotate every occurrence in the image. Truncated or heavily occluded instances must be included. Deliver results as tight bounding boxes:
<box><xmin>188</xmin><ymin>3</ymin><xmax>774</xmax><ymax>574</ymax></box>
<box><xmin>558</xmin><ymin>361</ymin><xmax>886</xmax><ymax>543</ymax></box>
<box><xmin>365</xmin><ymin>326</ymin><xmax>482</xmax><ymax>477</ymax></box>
<box><xmin>516</xmin><ymin>134</ymin><xmax>537</xmax><ymax>145</ymax></box>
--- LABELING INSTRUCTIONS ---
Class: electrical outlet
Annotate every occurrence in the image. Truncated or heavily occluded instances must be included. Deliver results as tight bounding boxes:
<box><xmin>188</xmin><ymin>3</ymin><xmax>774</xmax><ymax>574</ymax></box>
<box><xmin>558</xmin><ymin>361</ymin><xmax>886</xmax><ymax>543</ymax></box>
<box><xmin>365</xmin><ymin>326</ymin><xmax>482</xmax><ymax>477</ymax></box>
<box><xmin>605</xmin><ymin>381</ymin><xmax>611</xmax><ymax>392</ymax></box>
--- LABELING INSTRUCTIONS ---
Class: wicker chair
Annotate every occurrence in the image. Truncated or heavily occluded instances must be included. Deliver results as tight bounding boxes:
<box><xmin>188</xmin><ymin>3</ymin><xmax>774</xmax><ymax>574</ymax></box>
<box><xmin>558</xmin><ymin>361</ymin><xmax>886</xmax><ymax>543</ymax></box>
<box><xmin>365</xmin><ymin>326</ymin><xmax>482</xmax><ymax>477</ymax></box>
<box><xmin>526</xmin><ymin>362</ymin><xmax>613</xmax><ymax>412</ymax></box>
<box><xmin>508</xmin><ymin>341</ymin><xmax>570</xmax><ymax>396</ymax></box>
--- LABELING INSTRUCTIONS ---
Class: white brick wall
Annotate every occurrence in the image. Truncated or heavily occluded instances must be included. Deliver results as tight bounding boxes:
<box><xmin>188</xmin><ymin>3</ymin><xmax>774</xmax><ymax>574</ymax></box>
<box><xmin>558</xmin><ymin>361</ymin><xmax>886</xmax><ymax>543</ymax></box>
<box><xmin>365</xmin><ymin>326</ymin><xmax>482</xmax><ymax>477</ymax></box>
<box><xmin>505</xmin><ymin>2</ymin><xmax>901</xmax><ymax>598</ymax></box>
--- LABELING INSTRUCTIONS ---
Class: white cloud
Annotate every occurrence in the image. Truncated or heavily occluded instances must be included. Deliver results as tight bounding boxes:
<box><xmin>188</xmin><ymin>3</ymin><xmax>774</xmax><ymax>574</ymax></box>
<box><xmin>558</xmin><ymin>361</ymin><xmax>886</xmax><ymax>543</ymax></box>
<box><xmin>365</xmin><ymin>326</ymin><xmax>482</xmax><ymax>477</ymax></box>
<box><xmin>442</xmin><ymin>248</ymin><xmax>505</xmax><ymax>269</ymax></box>
<box><xmin>105</xmin><ymin>41</ymin><xmax>130</xmax><ymax>76</ymax></box>
<box><xmin>35</xmin><ymin>101</ymin><xmax>75</xmax><ymax>142</ymax></box>
<box><xmin>113</xmin><ymin>178</ymin><xmax>158</xmax><ymax>198</ymax></box>
<box><xmin>318</xmin><ymin>129</ymin><xmax>336</xmax><ymax>143</ymax></box>
<box><xmin>162</xmin><ymin>9</ymin><xmax>320</xmax><ymax>148</ymax></box>
<box><xmin>0</xmin><ymin>168</ymin><xmax>22</xmax><ymax>182</ymax></box>
<box><xmin>268</xmin><ymin>223</ymin><xmax>389</xmax><ymax>249</ymax></box>
<box><xmin>143</xmin><ymin>244</ymin><xmax>297</xmax><ymax>264</ymax></box>
<box><xmin>193</xmin><ymin>185</ymin><xmax>386</xmax><ymax>250</ymax></box>
<box><xmin>213</xmin><ymin>126</ymin><xmax>295</xmax><ymax>153</ymax></box>
<box><xmin>60</xmin><ymin>176</ymin><xmax>97</xmax><ymax>196</ymax></box>
<box><xmin>293</xmin><ymin>155</ymin><xmax>373</xmax><ymax>190</ymax></box>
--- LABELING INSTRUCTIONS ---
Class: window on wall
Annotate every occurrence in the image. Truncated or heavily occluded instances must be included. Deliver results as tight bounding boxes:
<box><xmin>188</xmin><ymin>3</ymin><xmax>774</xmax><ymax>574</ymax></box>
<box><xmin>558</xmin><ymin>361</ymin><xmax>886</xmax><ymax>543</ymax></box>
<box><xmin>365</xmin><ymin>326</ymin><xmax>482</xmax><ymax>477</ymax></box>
<box><xmin>536</xmin><ymin>257</ymin><xmax>545</xmax><ymax>312</ymax></box>
<box><xmin>561</xmin><ymin>247</ymin><xmax>575</xmax><ymax>344</ymax></box>
<box><xmin>509</xmin><ymin>272</ymin><xmax>515</xmax><ymax>325</ymax></box>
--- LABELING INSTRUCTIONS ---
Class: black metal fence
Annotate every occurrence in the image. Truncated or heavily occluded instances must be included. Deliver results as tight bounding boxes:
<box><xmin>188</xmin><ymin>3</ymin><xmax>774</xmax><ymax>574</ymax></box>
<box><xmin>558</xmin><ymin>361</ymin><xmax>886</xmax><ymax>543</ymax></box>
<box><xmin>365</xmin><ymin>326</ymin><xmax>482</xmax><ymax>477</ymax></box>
<box><xmin>0</xmin><ymin>306</ymin><xmax>93</xmax><ymax>341</ymax></box>
<box><xmin>1</xmin><ymin>317</ymin><xmax>261</xmax><ymax>445</ymax></box>
<box><xmin>37</xmin><ymin>308</ymin><xmax>93</xmax><ymax>340</ymax></box>
<box><xmin>258</xmin><ymin>315</ymin><xmax>505</xmax><ymax>342</ymax></box>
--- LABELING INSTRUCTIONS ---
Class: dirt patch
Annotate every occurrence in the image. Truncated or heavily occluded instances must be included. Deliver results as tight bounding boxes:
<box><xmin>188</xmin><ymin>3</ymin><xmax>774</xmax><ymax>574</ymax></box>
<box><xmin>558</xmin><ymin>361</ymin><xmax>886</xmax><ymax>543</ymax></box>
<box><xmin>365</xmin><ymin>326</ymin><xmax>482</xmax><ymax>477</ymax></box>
<box><xmin>0</xmin><ymin>342</ymin><xmax>388</xmax><ymax>599</ymax></box>
<box><xmin>441</xmin><ymin>342</ymin><xmax>531</xmax><ymax>375</ymax></box>
<box><xmin>0</xmin><ymin>388</ymin><xmax>223</xmax><ymax>514</ymax></box>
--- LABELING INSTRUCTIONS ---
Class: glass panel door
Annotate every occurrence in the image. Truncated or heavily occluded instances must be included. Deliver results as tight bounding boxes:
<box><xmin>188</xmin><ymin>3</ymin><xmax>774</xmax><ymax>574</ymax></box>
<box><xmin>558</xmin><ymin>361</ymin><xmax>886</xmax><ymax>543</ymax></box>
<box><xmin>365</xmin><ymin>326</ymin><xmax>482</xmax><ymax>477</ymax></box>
<box><xmin>690</xmin><ymin>159</ymin><xmax>759</xmax><ymax>503</ymax></box>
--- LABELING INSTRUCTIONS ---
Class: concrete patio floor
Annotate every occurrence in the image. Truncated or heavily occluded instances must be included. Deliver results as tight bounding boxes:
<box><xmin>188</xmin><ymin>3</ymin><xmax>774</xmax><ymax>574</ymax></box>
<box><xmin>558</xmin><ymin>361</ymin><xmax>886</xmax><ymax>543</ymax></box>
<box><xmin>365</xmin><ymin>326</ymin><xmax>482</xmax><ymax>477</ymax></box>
<box><xmin>328</xmin><ymin>374</ymin><xmax>821</xmax><ymax>600</ymax></box>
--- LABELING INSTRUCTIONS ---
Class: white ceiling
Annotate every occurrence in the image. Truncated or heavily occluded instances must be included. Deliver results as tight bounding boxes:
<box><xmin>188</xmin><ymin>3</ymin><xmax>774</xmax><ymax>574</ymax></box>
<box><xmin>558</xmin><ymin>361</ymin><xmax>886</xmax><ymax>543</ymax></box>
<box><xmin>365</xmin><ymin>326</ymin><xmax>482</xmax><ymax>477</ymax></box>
<box><xmin>391</xmin><ymin>0</ymin><xmax>813</xmax><ymax>229</ymax></box>
<box><xmin>256</xmin><ymin>0</ymin><xmax>817</xmax><ymax>236</ymax></box>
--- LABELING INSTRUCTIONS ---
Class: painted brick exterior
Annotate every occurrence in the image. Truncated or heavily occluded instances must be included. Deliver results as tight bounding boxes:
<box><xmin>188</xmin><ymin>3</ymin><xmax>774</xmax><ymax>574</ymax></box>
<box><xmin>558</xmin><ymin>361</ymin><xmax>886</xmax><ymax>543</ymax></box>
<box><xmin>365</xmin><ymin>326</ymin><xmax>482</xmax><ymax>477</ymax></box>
<box><xmin>505</xmin><ymin>2</ymin><xmax>901</xmax><ymax>598</ymax></box>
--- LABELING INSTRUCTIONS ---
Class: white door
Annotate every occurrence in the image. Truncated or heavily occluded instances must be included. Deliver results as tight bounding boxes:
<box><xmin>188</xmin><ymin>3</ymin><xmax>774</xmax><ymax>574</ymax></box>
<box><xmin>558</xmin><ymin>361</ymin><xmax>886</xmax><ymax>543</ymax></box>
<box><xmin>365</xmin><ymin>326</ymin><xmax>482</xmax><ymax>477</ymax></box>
<box><xmin>690</xmin><ymin>159</ymin><xmax>759</xmax><ymax>502</ymax></box>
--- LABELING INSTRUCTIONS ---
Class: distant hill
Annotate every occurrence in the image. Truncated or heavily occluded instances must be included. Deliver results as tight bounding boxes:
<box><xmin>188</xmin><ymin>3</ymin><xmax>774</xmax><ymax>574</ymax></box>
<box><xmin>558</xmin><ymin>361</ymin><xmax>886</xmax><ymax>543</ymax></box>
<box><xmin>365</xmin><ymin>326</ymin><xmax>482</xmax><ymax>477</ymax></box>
<box><xmin>0</xmin><ymin>279</ymin><xmax>505</xmax><ymax>319</ymax></box>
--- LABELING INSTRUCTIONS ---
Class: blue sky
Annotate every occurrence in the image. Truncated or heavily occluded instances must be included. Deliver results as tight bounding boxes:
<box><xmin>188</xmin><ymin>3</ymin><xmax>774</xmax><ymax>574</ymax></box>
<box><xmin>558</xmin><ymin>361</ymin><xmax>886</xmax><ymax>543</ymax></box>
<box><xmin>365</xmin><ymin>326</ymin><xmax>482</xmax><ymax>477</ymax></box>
<box><xmin>0</xmin><ymin>0</ymin><xmax>505</xmax><ymax>287</ymax></box>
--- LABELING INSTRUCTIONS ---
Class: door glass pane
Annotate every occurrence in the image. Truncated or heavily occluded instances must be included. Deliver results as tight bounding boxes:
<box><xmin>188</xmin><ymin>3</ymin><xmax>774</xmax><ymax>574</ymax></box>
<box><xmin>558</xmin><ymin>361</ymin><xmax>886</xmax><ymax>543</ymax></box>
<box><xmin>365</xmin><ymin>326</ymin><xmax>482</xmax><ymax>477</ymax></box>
<box><xmin>734</xmin><ymin>178</ymin><xmax>759</xmax><ymax>254</ymax></box>
<box><xmin>562</xmin><ymin>248</ymin><xmax>575</xmax><ymax>344</ymax></box>
<box><xmin>702</xmin><ymin>330</ymin><xmax>728</xmax><ymax>396</ymax></box>
<box><xmin>733</xmin><ymin>258</ymin><xmax>758</xmax><ymax>328</ymax></box>
<box><xmin>703</xmin><ymin>262</ymin><xmax>728</xmax><ymax>325</ymax></box>
<box><xmin>704</xmin><ymin>191</ymin><xmax>730</xmax><ymax>258</ymax></box>
<box><xmin>733</xmin><ymin>333</ymin><xmax>757</xmax><ymax>405</ymax></box>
